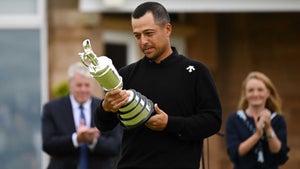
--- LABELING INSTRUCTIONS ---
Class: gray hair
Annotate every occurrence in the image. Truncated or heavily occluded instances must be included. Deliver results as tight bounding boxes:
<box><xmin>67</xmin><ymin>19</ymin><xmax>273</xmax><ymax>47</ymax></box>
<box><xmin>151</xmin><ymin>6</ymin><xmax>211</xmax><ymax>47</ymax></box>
<box><xmin>67</xmin><ymin>62</ymin><xmax>91</xmax><ymax>81</ymax></box>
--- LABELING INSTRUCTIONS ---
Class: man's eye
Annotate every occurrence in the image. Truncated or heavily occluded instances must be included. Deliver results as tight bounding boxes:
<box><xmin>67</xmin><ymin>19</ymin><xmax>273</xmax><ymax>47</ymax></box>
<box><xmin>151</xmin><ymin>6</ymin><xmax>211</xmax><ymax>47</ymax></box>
<box><xmin>146</xmin><ymin>32</ymin><xmax>154</xmax><ymax>36</ymax></box>
<box><xmin>134</xmin><ymin>35</ymin><xmax>140</xmax><ymax>39</ymax></box>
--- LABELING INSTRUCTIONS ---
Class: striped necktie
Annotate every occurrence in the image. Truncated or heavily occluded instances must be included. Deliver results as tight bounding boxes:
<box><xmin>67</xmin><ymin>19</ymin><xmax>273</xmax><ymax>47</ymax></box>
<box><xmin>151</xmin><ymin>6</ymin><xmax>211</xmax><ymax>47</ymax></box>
<box><xmin>79</xmin><ymin>105</ymin><xmax>88</xmax><ymax>169</ymax></box>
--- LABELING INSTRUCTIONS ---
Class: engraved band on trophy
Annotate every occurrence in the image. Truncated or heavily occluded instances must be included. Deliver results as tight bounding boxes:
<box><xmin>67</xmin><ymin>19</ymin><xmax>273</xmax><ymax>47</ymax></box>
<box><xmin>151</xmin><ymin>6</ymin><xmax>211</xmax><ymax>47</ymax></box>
<box><xmin>78</xmin><ymin>39</ymin><xmax>154</xmax><ymax>129</ymax></box>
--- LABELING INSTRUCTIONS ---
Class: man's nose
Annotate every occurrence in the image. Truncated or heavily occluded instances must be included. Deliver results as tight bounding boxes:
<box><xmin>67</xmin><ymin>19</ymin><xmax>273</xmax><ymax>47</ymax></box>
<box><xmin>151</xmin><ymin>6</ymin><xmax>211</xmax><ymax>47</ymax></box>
<box><xmin>141</xmin><ymin>34</ymin><xmax>148</xmax><ymax>45</ymax></box>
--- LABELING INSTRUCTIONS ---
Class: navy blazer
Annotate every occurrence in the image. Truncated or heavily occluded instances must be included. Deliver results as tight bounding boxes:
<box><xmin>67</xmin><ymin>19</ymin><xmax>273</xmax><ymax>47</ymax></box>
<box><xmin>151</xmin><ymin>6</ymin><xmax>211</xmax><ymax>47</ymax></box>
<box><xmin>226</xmin><ymin>110</ymin><xmax>289</xmax><ymax>169</ymax></box>
<box><xmin>42</xmin><ymin>95</ymin><xmax>122</xmax><ymax>169</ymax></box>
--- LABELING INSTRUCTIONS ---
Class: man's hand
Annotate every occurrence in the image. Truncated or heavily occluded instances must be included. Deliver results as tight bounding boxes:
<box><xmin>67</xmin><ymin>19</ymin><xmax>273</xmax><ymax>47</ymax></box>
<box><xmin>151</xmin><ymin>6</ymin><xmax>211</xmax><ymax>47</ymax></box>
<box><xmin>145</xmin><ymin>104</ymin><xmax>168</xmax><ymax>131</ymax></box>
<box><xmin>102</xmin><ymin>89</ymin><xmax>130</xmax><ymax>112</ymax></box>
<box><xmin>83</xmin><ymin>127</ymin><xmax>100</xmax><ymax>144</ymax></box>
<box><xmin>77</xmin><ymin>120</ymin><xmax>100</xmax><ymax>144</ymax></box>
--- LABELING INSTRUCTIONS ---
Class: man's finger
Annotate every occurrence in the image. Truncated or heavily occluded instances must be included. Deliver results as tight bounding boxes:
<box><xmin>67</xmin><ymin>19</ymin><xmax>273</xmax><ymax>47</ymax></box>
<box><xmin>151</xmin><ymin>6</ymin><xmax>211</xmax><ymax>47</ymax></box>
<box><xmin>154</xmin><ymin>103</ymin><xmax>161</xmax><ymax>114</ymax></box>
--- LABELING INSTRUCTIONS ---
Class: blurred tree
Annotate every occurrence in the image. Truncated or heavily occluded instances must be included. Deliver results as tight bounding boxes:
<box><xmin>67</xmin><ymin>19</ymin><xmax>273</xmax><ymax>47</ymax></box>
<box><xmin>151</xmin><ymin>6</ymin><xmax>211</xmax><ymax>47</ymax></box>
<box><xmin>52</xmin><ymin>81</ymin><xmax>69</xmax><ymax>98</ymax></box>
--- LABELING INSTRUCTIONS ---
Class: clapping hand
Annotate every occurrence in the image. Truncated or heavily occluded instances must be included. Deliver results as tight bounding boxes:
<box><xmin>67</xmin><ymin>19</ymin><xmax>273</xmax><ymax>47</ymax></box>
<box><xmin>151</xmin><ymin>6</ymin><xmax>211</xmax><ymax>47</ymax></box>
<box><xmin>255</xmin><ymin>109</ymin><xmax>271</xmax><ymax>137</ymax></box>
<box><xmin>77</xmin><ymin>120</ymin><xmax>100</xmax><ymax>144</ymax></box>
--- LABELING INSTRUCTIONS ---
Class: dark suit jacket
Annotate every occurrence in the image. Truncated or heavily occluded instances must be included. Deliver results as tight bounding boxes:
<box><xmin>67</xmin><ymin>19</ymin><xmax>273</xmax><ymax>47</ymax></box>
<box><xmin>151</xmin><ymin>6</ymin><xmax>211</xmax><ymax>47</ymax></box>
<box><xmin>42</xmin><ymin>95</ymin><xmax>122</xmax><ymax>169</ymax></box>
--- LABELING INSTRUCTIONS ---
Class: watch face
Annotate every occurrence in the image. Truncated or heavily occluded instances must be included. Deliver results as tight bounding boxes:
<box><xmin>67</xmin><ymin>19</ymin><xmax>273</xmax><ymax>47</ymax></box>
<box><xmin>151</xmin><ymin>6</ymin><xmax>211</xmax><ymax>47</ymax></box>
<box><xmin>267</xmin><ymin>131</ymin><xmax>275</xmax><ymax>140</ymax></box>
<box><xmin>271</xmin><ymin>131</ymin><xmax>275</xmax><ymax>138</ymax></box>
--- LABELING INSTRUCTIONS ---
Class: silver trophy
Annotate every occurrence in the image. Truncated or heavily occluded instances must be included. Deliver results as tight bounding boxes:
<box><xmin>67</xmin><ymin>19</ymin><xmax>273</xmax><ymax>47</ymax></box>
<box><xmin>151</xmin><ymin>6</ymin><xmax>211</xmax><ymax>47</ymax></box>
<box><xmin>79</xmin><ymin>39</ymin><xmax>154</xmax><ymax>129</ymax></box>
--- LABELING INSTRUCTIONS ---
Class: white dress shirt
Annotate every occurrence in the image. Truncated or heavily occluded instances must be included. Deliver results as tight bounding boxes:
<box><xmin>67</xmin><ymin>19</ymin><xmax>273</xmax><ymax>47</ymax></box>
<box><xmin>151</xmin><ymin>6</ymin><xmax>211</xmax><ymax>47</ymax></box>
<box><xmin>69</xmin><ymin>94</ymin><xmax>97</xmax><ymax>149</ymax></box>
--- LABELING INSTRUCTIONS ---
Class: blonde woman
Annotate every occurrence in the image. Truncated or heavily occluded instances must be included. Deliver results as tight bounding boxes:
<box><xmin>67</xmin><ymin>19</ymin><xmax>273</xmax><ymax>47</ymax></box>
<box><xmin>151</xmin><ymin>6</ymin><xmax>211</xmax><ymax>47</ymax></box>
<box><xmin>226</xmin><ymin>71</ymin><xmax>289</xmax><ymax>169</ymax></box>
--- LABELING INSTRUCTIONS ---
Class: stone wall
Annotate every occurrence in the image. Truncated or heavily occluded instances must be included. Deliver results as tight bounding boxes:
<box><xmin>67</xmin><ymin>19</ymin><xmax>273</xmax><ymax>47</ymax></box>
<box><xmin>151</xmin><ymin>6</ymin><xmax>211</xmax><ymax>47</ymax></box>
<box><xmin>48</xmin><ymin>0</ymin><xmax>104</xmax><ymax>98</ymax></box>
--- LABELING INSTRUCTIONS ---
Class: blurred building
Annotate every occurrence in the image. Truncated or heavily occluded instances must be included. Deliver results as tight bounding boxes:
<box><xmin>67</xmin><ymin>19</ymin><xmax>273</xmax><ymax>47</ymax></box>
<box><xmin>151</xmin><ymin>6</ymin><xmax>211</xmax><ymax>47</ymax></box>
<box><xmin>0</xmin><ymin>0</ymin><xmax>299</xmax><ymax>169</ymax></box>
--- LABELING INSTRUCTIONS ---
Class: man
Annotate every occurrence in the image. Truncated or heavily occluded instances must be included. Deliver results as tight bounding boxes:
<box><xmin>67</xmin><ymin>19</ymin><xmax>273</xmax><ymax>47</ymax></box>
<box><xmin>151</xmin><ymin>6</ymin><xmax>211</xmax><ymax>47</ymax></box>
<box><xmin>42</xmin><ymin>62</ymin><xmax>121</xmax><ymax>169</ymax></box>
<box><xmin>94</xmin><ymin>2</ymin><xmax>222</xmax><ymax>169</ymax></box>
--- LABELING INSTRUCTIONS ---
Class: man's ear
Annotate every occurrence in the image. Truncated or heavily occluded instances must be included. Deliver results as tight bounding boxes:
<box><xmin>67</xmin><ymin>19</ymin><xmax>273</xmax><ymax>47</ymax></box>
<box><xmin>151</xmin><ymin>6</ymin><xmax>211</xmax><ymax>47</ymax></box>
<box><xmin>165</xmin><ymin>23</ymin><xmax>172</xmax><ymax>36</ymax></box>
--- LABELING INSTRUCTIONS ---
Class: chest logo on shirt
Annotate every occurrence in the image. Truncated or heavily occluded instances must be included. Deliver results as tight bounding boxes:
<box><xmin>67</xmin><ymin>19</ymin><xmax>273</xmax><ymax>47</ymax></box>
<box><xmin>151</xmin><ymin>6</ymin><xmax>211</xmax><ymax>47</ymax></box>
<box><xmin>186</xmin><ymin>65</ymin><xmax>195</xmax><ymax>73</ymax></box>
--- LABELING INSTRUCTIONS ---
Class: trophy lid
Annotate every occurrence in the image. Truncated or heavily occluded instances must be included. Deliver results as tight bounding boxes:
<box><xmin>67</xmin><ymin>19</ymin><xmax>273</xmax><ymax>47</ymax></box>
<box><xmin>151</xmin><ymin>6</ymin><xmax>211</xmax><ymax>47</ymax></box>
<box><xmin>88</xmin><ymin>56</ymin><xmax>112</xmax><ymax>75</ymax></box>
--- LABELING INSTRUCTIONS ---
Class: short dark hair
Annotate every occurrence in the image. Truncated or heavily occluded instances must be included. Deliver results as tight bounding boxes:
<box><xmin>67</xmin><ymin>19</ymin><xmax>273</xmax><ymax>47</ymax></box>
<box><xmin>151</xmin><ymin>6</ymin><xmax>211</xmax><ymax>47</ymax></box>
<box><xmin>132</xmin><ymin>2</ymin><xmax>170</xmax><ymax>25</ymax></box>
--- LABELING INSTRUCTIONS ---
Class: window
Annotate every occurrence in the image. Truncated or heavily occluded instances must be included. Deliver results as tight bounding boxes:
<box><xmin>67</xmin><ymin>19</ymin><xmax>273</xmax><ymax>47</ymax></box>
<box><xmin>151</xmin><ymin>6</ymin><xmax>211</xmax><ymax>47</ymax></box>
<box><xmin>105</xmin><ymin>43</ymin><xmax>127</xmax><ymax>70</ymax></box>
<box><xmin>0</xmin><ymin>1</ymin><xmax>47</xmax><ymax>169</ymax></box>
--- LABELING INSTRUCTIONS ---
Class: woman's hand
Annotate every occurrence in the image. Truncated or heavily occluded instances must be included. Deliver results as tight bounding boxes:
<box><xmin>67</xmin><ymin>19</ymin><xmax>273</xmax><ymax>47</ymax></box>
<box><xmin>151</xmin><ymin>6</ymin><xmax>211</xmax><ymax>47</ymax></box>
<box><xmin>262</xmin><ymin>109</ymin><xmax>271</xmax><ymax>129</ymax></box>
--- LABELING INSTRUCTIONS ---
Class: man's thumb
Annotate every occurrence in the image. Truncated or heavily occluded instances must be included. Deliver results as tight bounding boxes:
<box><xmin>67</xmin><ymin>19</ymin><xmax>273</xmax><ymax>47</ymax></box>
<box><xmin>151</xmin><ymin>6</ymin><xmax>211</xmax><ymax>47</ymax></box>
<box><xmin>154</xmin><ymin>103</ymin><xmax>161</xmax><ymax>113</ymax></box>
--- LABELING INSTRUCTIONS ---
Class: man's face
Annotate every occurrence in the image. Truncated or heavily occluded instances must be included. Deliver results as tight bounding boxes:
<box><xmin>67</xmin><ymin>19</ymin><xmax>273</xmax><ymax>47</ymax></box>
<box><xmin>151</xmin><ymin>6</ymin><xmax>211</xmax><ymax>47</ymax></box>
<box><xmin>69</xmin><ymin>72</ymin><xmax>93</xmax><ymax>104</ymax></box>
<box><xmin>131</xmin><ymin>12</ymin><xmax>172</xmax><ymax>63</ymax></box>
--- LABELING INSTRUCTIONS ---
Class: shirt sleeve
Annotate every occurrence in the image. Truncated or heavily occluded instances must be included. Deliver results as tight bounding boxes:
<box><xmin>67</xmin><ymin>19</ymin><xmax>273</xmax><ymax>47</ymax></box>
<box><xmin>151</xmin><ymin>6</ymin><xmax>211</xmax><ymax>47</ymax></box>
<box><xmin>94</xmin><ymin>100</ymin><xmax>120</xmax><ymax>132</ymax></box>
<box><xmin>225</xmin><ymin>114</ymin><xmax>241</xmax><ymax>163</ymax></box>
<box><xmin>270</xmin><ymin>115</ymin><xmax>290</xmax><ymax>165</ymax></box>
<box><xmin>72</xmin><ymin>132</ymin><xmax>79</xmax><ymax>147</ymax></box>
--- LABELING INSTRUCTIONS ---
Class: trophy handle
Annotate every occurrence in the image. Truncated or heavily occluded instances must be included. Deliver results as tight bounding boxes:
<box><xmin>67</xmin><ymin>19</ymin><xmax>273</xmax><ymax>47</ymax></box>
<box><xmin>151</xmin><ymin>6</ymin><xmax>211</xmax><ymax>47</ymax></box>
<box><xmin>78</xmin><ymin>39</ymin><xmax>99</xmax><ymax>67</ymax></box>
<box><xmin>78</xmin><ymin>52</ymin><xmax>89</xmax><ymax>67</ymax></box>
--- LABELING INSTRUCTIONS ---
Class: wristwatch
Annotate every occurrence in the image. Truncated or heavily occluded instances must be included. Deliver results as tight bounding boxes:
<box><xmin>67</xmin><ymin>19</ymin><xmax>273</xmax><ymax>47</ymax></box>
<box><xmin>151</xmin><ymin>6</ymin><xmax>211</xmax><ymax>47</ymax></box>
<box><xmin>267</xmin><ymin>131</ymin><xmax>276</xmax><ymax>140</ymax></box>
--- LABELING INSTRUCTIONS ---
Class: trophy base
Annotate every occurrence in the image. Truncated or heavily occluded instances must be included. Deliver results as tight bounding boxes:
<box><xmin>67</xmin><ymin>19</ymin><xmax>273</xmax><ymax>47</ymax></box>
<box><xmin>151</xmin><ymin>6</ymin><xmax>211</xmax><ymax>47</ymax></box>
<box><xmin>118</xmin><ymin>89</ymin><xmax>154</xmax><ymax>129</ymax></box>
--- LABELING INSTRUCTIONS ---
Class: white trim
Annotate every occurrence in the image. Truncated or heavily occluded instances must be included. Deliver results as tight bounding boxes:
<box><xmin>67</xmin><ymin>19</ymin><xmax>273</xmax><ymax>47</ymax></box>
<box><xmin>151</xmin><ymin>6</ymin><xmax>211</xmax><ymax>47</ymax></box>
<box><xmin>237</xmin><ymin>110</ymin><xmax>278</xmax><ymax>121</ymax></box>
<box><xmin>80</xmin><ymin>0</ymin><xmax>300</xmax><ymax>13</ymax></box>
<box><xmin>0</xmin><ymin>15</ymin><xmax>41</xmax><ymax>28</ymax></box>
<box><xmin>39</xmin><ymin>0</ymin><xmax>49</xmax><ymax>167</ymax></box>
<box><xmin>0</xmin><ymin>0</ymin><xmax>45</xmax><ymax>28</ymax></box>
<box><xmin>237</xmin><ymin>110</ymin><xmax>247</xmax><ymax>121</ymax></box>
<box><xmin>271</xmin><ymin>112</ymin><xmax>277</xmax><ymax>120</ymax></box>
<box><xmin>39</xmin><ymin>0</ymin><xmax>49</xmax><ymax>106</ymax></box>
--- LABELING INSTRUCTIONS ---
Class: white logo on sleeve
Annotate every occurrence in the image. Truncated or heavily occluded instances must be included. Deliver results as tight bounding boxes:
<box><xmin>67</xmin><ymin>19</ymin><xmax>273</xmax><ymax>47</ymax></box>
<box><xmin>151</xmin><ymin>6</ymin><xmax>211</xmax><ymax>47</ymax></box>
<box><xmin>186</xmin><ymin>65</ymin><xmax>195</xmax><ymax>73</ymax></box>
